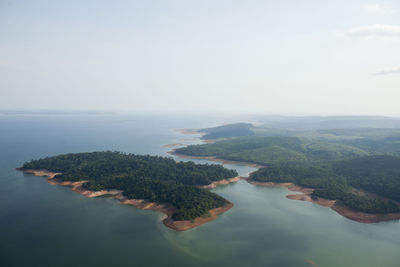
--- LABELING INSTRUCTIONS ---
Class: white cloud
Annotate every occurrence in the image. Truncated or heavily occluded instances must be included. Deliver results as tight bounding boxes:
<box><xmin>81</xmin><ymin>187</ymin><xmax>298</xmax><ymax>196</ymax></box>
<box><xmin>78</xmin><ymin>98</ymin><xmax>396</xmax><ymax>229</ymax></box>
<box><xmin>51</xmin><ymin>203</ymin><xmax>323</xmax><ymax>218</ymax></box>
<box><xmin>374</xmin><ymin>66</ymin><xmax>400</xmax><ymax>75</ymax></box>
<box><xmin>363</xmin><ymin>4</ymin><xmax>397</xmax><ymax>15</ymax></box>
<box><xmin>346</xmin><ymin>24</ymin><xmax>400</xmax><ymax>38</ymax></box>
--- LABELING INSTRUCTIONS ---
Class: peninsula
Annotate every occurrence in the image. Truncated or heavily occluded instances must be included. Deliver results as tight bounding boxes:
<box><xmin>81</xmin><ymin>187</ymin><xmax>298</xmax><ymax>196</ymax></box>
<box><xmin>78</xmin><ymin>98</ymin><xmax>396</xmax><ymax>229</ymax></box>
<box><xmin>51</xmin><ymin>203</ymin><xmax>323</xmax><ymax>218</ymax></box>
<box><xmin>172</xmin><ymin>123</ymin><xmax>400</xmax><ymax>223</ymax></box>
<box><xmin>18</xmin><ymin>151</ymin><xmax>238</xmax><ymax>231</ymax></box>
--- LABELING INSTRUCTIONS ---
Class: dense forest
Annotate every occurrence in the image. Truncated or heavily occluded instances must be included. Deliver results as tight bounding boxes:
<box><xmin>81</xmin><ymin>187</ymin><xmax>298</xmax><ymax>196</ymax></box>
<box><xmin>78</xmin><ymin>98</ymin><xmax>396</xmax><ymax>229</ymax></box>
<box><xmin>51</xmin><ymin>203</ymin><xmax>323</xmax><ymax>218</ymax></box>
<box><xmin>22</xmin><ymin>152</ymin><xmax>238</xmax><ymax>220</ymax></box>
<box><xmin>333</xmin><ymin>155</ymin><xmax>400</xmax><ymax>202</ymax></box>
<box><xmin>176</xmin><ymin>129</ymin><xmax>400</xmax><ymax>214</ymax></box>
<box><xmin>176</xmin><ymin>136</ymin><xmax>369</xmax><ymax>165</ymax></box>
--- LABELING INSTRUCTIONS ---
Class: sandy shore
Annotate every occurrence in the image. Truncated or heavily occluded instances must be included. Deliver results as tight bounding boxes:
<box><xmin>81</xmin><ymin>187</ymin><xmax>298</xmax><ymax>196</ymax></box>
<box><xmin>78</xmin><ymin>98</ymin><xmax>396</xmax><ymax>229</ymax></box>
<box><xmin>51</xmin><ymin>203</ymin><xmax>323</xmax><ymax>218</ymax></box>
<box><xmin>175</xmin><ymin>128</ymin><xmax>215</xmax><ymax>144</ymax></box>
<box><xmin>244</xmin><ymin>179</ymin><xmax>313</xmax><ymax>194</ymax></box>
<box><xmin>18</xmin><ymin>168</ymin><xmax>233</xmax><ymax>231</ymax></box>
<box><xmin>330</xmin><ymin>203</ymin><xmax>400</xmax><ymax>223</ymax></box>
<box><xmin>245</xmin><ymin>178</ymin><xmax>400</xmax><ymax>223</ymax></box>
<box><xmin>286</xmin><ymin>194</ymin><xmax>336</xmax><ymax>208</ymax></box>
<box><xmin>163</xmin><ymin>202</ymin><xmax>233</xmax><ymax>231</ymax></box>
<box><xmin>176</xmin><ymin>128</ymin><xmax>201</xmax><ymax>135</ymax></box>
<box><xmin>288</xmin><ymin>193</ymin><xmax>400</xmax><ymax>223</ymax></box>
<box><xmin>198</xmin><ymin>176</ymin><xmax>241</xmax><ymax>189</ymax></box>
<box><xmin>168</xmin><ymin>150</ymin><xmax>265</xmax><ymax>169</ymax></box>
<box><xmin>162</xmin><ymin>143</ymin><xmax>186</xmax><ymax>148</ymax></box>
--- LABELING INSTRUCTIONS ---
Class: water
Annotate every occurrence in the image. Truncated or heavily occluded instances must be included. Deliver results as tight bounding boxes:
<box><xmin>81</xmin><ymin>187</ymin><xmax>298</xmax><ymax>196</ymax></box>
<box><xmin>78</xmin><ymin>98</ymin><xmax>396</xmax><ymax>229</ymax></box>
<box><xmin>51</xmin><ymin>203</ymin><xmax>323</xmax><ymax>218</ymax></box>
<box><xmin>0</xmin><ymin>114</ymin><xmax>399</xmax><ymax>267</ymax></box>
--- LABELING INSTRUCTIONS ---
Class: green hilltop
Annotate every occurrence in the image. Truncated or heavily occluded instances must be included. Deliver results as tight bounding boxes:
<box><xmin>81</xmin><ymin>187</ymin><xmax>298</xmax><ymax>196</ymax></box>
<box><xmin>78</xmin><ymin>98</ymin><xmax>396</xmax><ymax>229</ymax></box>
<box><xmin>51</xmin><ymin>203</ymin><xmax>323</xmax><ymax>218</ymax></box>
<box><xmin>21</xmin><ymin>151</ymin><xmax>238</xmax><ymax>221</ymax></box>
<box><xmin>176</xmin><ymin>120</ymin><xmax>400</xmax><ymax>214</ymax></box>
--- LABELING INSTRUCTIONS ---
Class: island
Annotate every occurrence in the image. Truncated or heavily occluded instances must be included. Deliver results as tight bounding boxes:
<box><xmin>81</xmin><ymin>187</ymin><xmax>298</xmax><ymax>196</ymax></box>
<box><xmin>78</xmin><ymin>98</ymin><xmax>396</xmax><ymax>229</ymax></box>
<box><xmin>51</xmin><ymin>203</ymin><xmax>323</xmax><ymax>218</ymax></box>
<box><xmin>17</xmin><ymin>151</ymin><xmax>239</xmax><ymax>231</ymax></box>
<box><xmin>172</xmin><ymin>123</ymin><xmax>400</xmax><ymax>223</ymax></box>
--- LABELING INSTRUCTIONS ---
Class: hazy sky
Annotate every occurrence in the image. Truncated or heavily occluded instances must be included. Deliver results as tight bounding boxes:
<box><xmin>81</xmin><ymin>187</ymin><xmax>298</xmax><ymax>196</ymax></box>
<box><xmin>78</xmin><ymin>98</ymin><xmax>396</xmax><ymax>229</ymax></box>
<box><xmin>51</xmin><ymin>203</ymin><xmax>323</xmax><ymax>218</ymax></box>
<box><xmin>1</xmin><ymin>0</ymin><xmax>399</xmax><ymax>115</ymax></box>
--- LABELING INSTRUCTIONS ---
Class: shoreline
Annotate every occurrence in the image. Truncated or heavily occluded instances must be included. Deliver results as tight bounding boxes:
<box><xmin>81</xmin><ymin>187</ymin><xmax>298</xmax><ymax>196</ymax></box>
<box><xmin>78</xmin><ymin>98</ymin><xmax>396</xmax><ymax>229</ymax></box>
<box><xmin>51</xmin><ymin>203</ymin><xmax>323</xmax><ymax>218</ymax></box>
<box><xmin>175</xmin><ymin>128</ymin><xmax>215</xmax><ymax>144</ymax></box>
<box><xmin>18</xmin><ymin>169</ymin><xmax>233</xmax><ymax>231</ymax></box>
<box><xmin>176</xmin><ymin>128</ymin><xmax>202</xmax><ymax>135</ymax></box>
<box><xmin>245</xmin><ymin>178</ymin><xmax>400</xmax><ymax>223</ymax></box>
<box><xmin>172</xmin><ymin>129</ymin><xmax>400</xmax><ymax>224</ymax></box>
<box><xmin>168</xmin><ymin>149</ymin><xmax>265</xmax><ymax>169</ymax></box>
<box><xmin>162</xmin><ymin>143</ymin><xmax>186</xmax><ymax>148</ymax></box>
<box><xmin>198</xmin><ymin>176</ymin><xmax>242</xmax><ymax>189</ymax></box>
<box><xmin>163</xmin><ymin>202</ymin><xmax>234</xmax><ymax>231</ymax></box>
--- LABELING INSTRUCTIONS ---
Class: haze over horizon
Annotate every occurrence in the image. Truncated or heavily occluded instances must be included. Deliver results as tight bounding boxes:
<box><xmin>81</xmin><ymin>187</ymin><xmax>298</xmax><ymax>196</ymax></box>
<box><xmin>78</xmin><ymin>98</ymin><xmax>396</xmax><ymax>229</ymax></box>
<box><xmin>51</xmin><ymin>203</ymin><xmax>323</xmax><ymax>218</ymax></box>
<box><xmin>1</xmin><ymin>0</ymin><xmax>399</xmax><ymax>116</ymax></box>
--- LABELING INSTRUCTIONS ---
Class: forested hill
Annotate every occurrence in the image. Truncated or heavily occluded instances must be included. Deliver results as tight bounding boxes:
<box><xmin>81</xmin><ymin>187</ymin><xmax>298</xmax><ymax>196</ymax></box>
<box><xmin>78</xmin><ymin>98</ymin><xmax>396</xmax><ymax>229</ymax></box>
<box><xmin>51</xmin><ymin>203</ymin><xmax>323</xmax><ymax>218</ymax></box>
<box><xmin>333</xmin><ymin>155</ymin><xmax>400</xmax><ymax>202</ymax></box>
<box><xmin>21</xmin><ymin>152</ymin><xmax>238</xmax><ymax>220</ymax></box>
<box><xmin>175</xmin><ymin>136</ymin><xmax>400</xmax><ymax>214</ymax></box>
<box><xmin>175</xmin><ymin>136</ymin><xmax>369</xmax><ymax>165</ymax></box>
<box><xmin>200</xmin><ymin>123</ymin><xmax>255</xmax><ymax>140</ymax></box>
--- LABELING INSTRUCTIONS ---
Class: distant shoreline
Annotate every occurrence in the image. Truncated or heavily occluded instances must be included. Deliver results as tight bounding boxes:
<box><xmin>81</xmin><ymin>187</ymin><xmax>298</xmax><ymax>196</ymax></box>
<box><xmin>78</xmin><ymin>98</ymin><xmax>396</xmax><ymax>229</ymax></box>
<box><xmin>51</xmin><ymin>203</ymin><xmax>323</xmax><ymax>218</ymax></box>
<box><xmin>244</xmin><ymin>178</ymin><xmax>400</xmax><ymax>223</ymax></box>
<box><xmin>168</xmin><ymin>149</ymin><xmax>265</xmax><ymax>169</ymax></box>
<box><xmin>173</xmin><ymin>128</ymin><xmax>400</xmax><ymax>224</ymax></box>
<box><xmin>176</xmin><ymin>128</ymin><xmax>202</xmax><ymax>135</ymax></box>
<box><xmin>198</xmin><ymin>176</ymin><xmax>241</xmax><ymax>189</ymax></box>
<box><xmin>17</xmin><ymin>168</ymin><xmax>234</xmax><ymax>231</ymax></box>
<box><xmin>170</xmin><ymin>127</ymin><xmax>265</xmax><ymax>168</ymax></box>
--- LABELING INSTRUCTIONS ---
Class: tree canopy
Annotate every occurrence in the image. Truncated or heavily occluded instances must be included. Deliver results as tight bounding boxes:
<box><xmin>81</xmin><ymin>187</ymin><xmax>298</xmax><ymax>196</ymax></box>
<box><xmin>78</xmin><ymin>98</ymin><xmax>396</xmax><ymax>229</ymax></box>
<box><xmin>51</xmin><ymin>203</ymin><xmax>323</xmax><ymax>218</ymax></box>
<box><xmin>177</xmin><ymin>133</ymin><xmax>400</xmax><ymax>214</ymax></box>
<box><xmin>22</xmin><ymin>151</ymin><xmax>238</xmax><ymax>220</ymax></box>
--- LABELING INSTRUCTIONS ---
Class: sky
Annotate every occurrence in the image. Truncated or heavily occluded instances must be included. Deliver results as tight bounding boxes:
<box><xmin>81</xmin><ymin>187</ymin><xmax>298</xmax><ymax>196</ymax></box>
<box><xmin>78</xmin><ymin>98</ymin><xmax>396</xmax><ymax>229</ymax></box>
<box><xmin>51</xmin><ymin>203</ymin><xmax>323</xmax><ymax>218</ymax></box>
<box><xmin>0</xmin><ymin>0</ymin><xmax>399</xmax><ymax>115</ymax></box>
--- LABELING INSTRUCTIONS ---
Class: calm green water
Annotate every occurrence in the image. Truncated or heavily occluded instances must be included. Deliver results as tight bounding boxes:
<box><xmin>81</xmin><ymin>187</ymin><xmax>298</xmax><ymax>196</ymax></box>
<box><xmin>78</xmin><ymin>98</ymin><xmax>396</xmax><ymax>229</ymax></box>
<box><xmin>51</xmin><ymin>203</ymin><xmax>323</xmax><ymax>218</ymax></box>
<box><xmin>0</xmin><ymin>114</ymin><xmax>399</xmax><ymax>267</ymax></box>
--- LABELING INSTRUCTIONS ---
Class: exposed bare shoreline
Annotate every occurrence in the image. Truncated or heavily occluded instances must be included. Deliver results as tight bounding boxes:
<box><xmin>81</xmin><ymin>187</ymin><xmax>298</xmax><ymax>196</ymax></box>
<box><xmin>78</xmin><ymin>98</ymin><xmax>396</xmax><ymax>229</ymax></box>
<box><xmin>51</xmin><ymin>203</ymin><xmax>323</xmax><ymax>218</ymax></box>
<box><xmin>176</xmin><ymin>128</ymin><xmax>202</xmax><ymax>135</ymax></box>
<box><xmin>244</xmin><ymin>178</ymin><xmax>400</xmax><ymax>223</ymax></box>
<box><xmin>171</xmin><ymin>128</ymin><xmax>262</xmax><ymax>168</ymax></box>
<box><xmin>162</xmin><ymin>143</ymin><xmax>186</xmax><ymax>148</ymax></box>
<box><xmin>175</xmin><ymin>128</ymin><xmax>215</xmax><ymax>144</ymax></box>
<box><xmin>168</xmin><ymin>149</ymin><xmax>265</xmax><ymax>169</ymax></box>
<box><xmin>174</xmin><ymin>127</ymin><xmax>400</xmax><ymax>223</ymax></box>
<box><xmin>198</xmin><ymin>176</ymin><xmax>242</xmax><ymax>189</ymax></box>
<box><xmin>18</xmin><ymin>169</ymin><xmax>233</xmax><ymax>231</ymax></box>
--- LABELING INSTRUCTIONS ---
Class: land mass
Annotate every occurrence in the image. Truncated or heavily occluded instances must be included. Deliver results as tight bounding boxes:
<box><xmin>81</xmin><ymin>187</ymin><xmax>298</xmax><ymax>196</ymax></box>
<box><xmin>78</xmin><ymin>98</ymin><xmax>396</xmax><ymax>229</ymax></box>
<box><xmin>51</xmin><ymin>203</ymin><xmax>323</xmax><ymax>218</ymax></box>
<box><xmin>174</xmin><ymin>123</ymin><xmax>400</xmax><ymax>223</ymax></box>
<box><xmin>168</xmin><ymin>149</ymin><xmax>265</xmax><ymax>169</ymax></box>
<box><xmin>18</xmin><ymin>151</ymin><xmax>239</xmax><ymax>231</ymax></box>
<box><xmin>245</xmin><ymin>179</ymin><xmax>400</xmax><ymax>223</ymax></box>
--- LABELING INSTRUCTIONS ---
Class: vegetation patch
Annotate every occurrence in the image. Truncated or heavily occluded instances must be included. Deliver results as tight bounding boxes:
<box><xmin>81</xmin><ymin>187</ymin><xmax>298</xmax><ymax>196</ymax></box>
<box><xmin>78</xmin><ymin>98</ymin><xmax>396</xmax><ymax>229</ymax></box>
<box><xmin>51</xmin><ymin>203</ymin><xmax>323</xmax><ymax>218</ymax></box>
<box><xmin>177</xmin><ymin>129</ymin><xmax>400</xmax><ymax>214</ymax></box>
<box><xmin>21</xmin><ymin>151</ymin><xmax>238</xmax><ymax>221</ymax></box>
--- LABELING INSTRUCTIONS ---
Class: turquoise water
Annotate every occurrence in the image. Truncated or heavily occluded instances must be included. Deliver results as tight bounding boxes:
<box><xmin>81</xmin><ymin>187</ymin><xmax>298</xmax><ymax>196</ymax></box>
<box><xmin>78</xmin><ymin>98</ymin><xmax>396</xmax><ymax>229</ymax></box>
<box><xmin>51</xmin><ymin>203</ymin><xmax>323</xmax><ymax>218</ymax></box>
<box><xmin>0</xmin><ymin>114</ymin><xmax>399</xmax><ymax>267</ymax></box>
